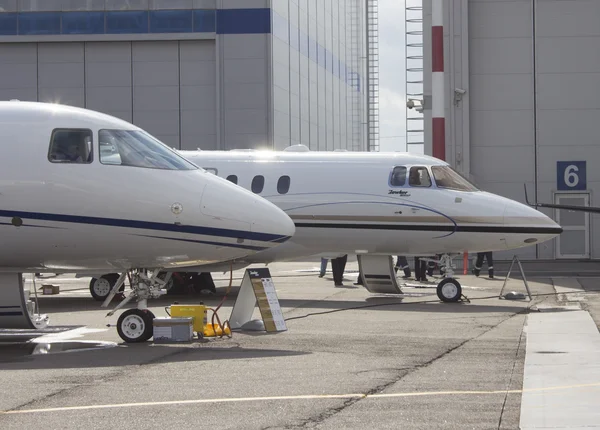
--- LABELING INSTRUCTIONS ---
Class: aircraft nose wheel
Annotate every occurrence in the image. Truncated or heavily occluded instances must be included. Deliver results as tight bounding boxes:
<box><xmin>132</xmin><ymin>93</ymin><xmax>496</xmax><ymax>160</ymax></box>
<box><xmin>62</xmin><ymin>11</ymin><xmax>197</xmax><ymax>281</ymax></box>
<box><xmin>436</xmin><ymin>278</ymin><xmax>462</xmax><ymax>302</ymax></box>
<box><xmin>116</xmin><ymin>309</ymin><xmax>155</xmax><ymax>343</ymax></box>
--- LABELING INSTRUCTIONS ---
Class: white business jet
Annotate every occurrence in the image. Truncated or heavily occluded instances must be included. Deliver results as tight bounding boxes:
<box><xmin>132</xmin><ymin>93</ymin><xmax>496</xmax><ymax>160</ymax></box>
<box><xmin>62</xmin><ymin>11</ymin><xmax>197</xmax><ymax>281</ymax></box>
<box><xmin>0</xmin><ymin>101</ymin><xmax>295</xmax><ymax>343</ymax></box>
<box><xmin>90</xmin><ymin>145</ymin><xmax>562</xmax><ymax>303</ymax></box>
<box><xmin>176</xmin><ymin>145</ymin><xmax>562</xmax><ymax>300</ymax></box>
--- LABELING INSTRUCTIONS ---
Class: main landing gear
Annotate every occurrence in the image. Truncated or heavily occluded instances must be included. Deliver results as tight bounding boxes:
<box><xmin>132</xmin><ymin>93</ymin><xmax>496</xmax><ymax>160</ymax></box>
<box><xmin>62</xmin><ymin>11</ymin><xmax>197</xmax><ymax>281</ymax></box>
<box><xmin>90</xmin><ymin>274</ymin><xmax>124</xmax><ymax>301</ymax></box>
<box><xmin>90</xmin><ymin>272</ymin><xmax>174</xmax><ymax>302</ymax></box>
<box><xmin>103</xmin><ymin>269</ymin><xmax>172</xmax><ymax>343</ymax></box>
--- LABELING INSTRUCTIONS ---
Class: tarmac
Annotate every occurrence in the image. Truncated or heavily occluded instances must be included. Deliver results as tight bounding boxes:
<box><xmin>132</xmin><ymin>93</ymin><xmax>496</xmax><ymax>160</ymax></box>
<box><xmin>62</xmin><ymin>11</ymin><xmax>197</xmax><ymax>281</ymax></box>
<box><xmin>0</xmin><ymin>258</ymin><xmax>599</xmax><ymax>429</ymax></box>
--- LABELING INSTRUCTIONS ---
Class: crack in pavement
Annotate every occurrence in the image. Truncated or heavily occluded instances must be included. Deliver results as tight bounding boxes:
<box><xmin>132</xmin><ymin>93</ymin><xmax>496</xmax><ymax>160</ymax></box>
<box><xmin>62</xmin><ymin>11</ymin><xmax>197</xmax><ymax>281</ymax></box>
<box><xmin>271</xmin><ymin>309</ymin><xmax>528</xmax><ymax>429</ymax></box>
<box><xmin>497</xmin><ymin>317</ymin><xmax>526</xmax><ymax>430</ymax></box>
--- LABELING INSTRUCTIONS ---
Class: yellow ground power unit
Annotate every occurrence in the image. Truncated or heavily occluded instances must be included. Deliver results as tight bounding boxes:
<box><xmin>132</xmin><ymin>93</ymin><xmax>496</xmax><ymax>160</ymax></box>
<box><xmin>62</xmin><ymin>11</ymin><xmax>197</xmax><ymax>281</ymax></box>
<box><xmin>170</xmin><ymin>303</ymin><xmax>231</xmax><ymax>337</ymax></box>
<box><xmin>170</xmin><ymin>304</ymin><xmax>207</xmax><ymax>334</ymax></box>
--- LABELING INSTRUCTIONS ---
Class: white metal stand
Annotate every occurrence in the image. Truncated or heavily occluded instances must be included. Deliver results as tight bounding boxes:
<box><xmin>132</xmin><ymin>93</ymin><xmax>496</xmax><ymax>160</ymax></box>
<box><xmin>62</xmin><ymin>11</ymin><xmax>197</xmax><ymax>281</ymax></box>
<box><xmin>229</xmin><ymin>268</ymin><xmax>287</xmax><ymax>332</ymax></box>
<box><xmin>499</xmin><ymin>255</ymin><xmax>533</xmax><ymax>301</ymax></box>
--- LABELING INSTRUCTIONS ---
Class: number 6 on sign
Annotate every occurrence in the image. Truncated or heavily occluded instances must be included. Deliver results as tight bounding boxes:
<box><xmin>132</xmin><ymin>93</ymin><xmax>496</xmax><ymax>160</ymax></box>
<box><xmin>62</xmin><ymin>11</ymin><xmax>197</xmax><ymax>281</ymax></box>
<box><xmin>565</xmin><ymin>165</ymin><xmax>579</xmax><ymax>187</ymax></box>
<box><xmin>557</xmin><ymin>161</ymin><xmax>586</xmax><ymax>191</ymax></box>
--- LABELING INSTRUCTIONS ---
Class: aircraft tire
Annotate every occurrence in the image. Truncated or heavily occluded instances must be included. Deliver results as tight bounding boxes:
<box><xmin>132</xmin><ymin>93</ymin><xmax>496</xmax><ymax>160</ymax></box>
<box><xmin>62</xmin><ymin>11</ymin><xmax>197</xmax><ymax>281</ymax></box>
<box><xmin>436</xmin><ymin>278</ymin><xmax>462</xmax><ymax>302</ymax></box>
<box><xmin>89</xmin><ymin>273</ymin><xmax>123</xmax><ymax>301</ymax></box>
<box><xmin>116</xmin><ymin>309</ymin><xmax>155</xmax><ymax>343</ymax></box>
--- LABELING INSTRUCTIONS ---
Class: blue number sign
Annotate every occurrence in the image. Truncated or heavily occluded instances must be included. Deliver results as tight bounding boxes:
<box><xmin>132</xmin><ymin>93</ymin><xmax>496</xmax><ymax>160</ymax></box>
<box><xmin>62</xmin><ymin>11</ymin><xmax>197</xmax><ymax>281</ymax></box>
<box><xmin>557</xmin><ymin>161</ymin><xmax>586</xmax><ymax>191</ymax></box>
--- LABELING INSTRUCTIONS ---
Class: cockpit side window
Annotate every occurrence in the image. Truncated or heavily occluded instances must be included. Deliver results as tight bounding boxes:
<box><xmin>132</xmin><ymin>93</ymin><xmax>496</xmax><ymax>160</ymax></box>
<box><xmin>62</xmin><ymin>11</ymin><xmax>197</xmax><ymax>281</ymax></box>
<box><xmin>226</xmin><ymin>175</ymin><xmax>238</xmax><ymax>184</ymax></box>
<box><xmin>431</xmin><ymin>166</ymin><xmax>479</xmax><ymax>192</ymax></box>
<box><xmin>408</xmin><ymin>166</ymin><xmax>432</xmax><ymax>187</ymax></box>
<box><xmin>98</xmin><ymin>129</ymin><xmax>197</xmax><ymax>170</ymax></box>
<box><xmin>48</xmin><ymin>129</ymin><xmax>93</xmax><ymax>164</ymax></box>
<box><xmin>389</xmin><ymin>166</ymin><xmax>407</xmax><ymax>186</ymax></box>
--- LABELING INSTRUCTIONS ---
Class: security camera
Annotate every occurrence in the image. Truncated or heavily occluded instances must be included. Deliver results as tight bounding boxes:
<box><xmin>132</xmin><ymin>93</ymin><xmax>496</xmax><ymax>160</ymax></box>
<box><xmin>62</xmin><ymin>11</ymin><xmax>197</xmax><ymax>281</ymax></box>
<box><xmin>406</xmin><ymin>99</ymin><xmax>415</xmax><ymax>109</ymax></box>
<box><xmin>453</xmin><ymin>89</ymin><xmax>466</xmax><ymax>106</ymax></box>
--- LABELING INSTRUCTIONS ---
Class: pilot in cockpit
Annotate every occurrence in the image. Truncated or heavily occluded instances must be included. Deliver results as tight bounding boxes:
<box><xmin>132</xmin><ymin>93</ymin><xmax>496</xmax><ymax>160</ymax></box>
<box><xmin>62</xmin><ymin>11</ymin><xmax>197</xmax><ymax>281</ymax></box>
<box><xmin>65</xmin><ymin>141</ymin><xmax>83</xmax><ymax>162</ymax></box>
<box><xmin>409</xmin><ymin>167</ymin><xmax>432</xmax><ymax>187</ymax></box>
<box><xmin>409</xmin><ymin>167</ymin><xmax>421</xmax><ymax>186</ymax></box>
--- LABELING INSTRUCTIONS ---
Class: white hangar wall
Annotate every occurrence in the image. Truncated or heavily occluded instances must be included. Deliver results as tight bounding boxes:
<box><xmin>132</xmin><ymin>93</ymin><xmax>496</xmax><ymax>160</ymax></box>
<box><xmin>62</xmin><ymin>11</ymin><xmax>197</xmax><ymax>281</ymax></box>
<box><xmin>0</xmin><ymin>0</ymin><xmax>368</xmax><ymax>151</ymax></box>
<box><xmin>422</xmin><ymin>0</ymin><xmax>600</xmax><ymax>261</ymax></box>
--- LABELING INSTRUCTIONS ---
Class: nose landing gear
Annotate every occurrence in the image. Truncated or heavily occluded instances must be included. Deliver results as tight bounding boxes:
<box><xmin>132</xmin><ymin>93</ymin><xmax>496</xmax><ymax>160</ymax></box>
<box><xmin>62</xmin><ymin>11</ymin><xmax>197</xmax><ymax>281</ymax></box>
<box><xmin>436</xmin><ymin>277</ymin><xmax>462</xmax><ymax>302</ymax></box>
<box><xmin>116</xmin><ymin>308</ymin><xmax>156</xmax><ymax>343</ymax></box>
<box><xmin>426</xmin><ymin>254</ymin><xmax>464</xmax><ymax>303</ymax></box>
<box><xmin>103</xmin><ymin>269</ymin><xmax>169</xmax><ymax>343</ymax></box>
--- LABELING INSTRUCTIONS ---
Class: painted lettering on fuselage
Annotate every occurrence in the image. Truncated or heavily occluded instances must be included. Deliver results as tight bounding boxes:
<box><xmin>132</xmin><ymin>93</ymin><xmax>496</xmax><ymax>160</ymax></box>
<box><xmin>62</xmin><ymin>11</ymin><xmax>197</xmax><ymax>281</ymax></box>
<box><xmin>388</xmin><ymin>189</ymin><xmax>411</xmax><ymax>196</ymax></box>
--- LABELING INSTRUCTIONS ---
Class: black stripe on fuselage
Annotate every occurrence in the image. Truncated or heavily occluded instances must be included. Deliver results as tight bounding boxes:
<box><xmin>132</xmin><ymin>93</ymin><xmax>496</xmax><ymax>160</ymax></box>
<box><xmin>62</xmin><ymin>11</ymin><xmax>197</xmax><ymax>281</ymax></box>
<box><xmin>294</xmin><ymin>222</ymin><xmax>563</xmax><ymax>235</ymax></box>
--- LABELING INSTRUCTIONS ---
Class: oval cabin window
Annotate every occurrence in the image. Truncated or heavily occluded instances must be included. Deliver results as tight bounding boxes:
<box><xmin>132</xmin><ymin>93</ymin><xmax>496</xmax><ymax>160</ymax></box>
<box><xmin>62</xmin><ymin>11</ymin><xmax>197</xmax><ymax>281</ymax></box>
<box><xmin>277</xmin><ymin>175</ymin><xmax>290</xmax><ymax>194</ymax></box>
<box><xmin>251</xmin><ymin>175</ymin><xmax>265</xmax><ymax>193</ymax></box>
<box><xmin>226</xmin><ymin>175</ymin><xmax>238</xmax><ymax>185</ymax></box>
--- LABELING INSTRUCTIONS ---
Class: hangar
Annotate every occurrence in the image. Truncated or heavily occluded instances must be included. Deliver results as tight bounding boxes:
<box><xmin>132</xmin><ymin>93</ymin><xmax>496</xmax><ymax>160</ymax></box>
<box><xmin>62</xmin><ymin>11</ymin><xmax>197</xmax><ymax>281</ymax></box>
<box><xmin>413</xmin><ymin>0</ymin><xmax>599</xmax><ymax>261</ymax></box>
<box><xmin>0</xmin><ymin>0</ymin><xmax>370</xmax><ymax>151</ymax></box>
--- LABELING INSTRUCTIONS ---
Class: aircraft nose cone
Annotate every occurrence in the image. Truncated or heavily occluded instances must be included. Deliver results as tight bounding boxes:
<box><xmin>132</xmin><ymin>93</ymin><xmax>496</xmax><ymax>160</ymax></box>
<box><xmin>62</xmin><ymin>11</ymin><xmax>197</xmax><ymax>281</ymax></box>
<box><xmin>251</xmin><ymin>198</ymin><xmax>296</xmax><ymax>243</ymax></box>
<box><xmin>502</xmin><ymin>199</ymin><xmax>562</xmax><ymax>249</ymax></box>
<box><xmin>200</xmin><ymin>181</ymin><xmax>294</xmax><ymax>247</ymax></box>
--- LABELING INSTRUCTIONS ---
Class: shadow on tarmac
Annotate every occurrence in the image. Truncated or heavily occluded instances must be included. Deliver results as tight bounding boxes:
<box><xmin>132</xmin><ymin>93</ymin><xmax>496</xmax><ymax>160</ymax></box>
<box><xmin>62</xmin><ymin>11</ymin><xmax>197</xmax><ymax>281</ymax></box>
<box><xmin>0</xmin><ymin>340</ymin><xmax>309</xmax><ymax>370</ymax></box>
<box><xmin>28</xmin><ymin>292</ymin><xmax>529</xmax><ymax>316</ymax></box>
<box><xmin>282</xmin><ymin>297</ymin><xmax>528</xmax><ymax>315</ymax></box>
<box><xmin>23</xmin><ymin>275</ymin><xmax>538</xmax><ymax>316</ymax></box>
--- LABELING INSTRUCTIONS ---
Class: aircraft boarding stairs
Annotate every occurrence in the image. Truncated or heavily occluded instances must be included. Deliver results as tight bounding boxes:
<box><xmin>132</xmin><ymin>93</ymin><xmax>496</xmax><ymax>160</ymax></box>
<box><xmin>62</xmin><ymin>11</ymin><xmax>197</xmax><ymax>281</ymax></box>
<box><xmin>357</xmin><ymin>255</ymin><xmax>463</xmax><ymax>302</ymax></box>
<box><xmin>0</xmin><ymin>273</ymin><xmax>48</xmax><ymax>329</ymax></box>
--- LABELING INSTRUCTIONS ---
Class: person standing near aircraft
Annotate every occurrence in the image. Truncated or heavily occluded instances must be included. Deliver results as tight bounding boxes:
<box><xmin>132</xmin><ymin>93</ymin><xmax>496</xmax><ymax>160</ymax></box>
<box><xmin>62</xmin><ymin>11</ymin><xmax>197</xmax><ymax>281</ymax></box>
<box><xmin>426</xmin><ymin>257</ymin><xmax>436</xmax><ymax>277</ymax></box>
<box><xmin>394</xmin><ymin>256</ymin><xmax>411</xmax><ymax>279</ymax></box>
<box><xmin>472</xmin><ymin>251</ymin><xmax>494</xmax><ymax>278</ymax></box>
<box><xmin>331</xmin><ymin>254</ymin><xmax>348</xmax><ymax>287</ymax></box>
<box><xmin>318</xmin><ymin>257</ymin><xmax>328</xmax><ymax>278</ymax></box>
<box><xmin>354</xmin><ymin>264</ymin><xmax>364</xmax><ymax>286</ymax></box>
<box><xmin>414</xmin><ymin>256</ymin><xmax>428</xmax><ymax>282</ymax></box>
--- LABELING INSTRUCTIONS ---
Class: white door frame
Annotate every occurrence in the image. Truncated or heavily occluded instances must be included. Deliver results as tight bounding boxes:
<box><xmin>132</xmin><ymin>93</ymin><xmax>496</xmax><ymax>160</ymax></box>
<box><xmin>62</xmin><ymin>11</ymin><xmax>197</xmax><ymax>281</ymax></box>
<box><xmin>554</xmin><ymin>192</ymin><xmax>590</xmax><ymax>259</ymax></box>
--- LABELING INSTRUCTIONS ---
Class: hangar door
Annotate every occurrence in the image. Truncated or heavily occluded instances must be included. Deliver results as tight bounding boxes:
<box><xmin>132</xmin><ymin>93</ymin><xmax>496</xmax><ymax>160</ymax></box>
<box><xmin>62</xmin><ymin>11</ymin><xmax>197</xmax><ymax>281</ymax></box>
<box><xmin>554</xmin><ymin>193</ymin><xmax>590</xmax><ymax>259</ymax></box>
<box><xmin>0</xmin><ymin>41</ymin><xmax>216</xmax><ymax>150</ymax></box>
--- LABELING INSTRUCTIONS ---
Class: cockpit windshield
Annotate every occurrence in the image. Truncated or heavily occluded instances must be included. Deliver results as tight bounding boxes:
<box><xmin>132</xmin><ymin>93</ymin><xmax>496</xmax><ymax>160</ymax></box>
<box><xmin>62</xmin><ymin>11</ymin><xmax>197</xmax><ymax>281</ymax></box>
<box><xmin>98</xmin><ymin>129</ymin><xmax>197</xmax><ymax>170</ymax></box>
<box><xmin>431</xmin><ymin>166</ymin><xmax>479</xmax><ymax>192</ymax></box>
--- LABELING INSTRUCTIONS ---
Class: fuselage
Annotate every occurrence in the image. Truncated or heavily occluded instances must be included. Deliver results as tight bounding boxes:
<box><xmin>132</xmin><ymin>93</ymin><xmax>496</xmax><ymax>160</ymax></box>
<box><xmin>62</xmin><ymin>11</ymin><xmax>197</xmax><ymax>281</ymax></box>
<box><xmin>180</xmin><ymin>148</ymin><xmax>562</xmax><ymax>264</ymax></box>
<box><xmin>0</xmin><ymin>102</ymin><xmax>295</xmax><ymax>272</ymax></box>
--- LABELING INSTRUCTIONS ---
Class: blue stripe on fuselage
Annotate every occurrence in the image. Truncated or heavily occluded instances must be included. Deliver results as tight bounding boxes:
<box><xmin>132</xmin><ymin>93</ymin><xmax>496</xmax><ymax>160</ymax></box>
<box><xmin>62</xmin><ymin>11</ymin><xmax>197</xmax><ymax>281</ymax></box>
<box><xmin>0</xmin><ymin>210</ymin><xmax>288</xmax><ymax>243</ymax></box>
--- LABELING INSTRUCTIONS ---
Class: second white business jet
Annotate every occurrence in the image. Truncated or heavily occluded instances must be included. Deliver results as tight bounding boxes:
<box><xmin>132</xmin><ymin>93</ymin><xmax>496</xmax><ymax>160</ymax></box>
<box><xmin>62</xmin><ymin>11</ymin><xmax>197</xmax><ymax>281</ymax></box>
<box><xmin>88</xmin><ymin>145</ymin><xmax>562</xmax><ymax>303</ymax></box>
<box><xmin>179</xmin><ymin>146</ymin><xmax>562</xmax><ymax>300</ymax></box>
